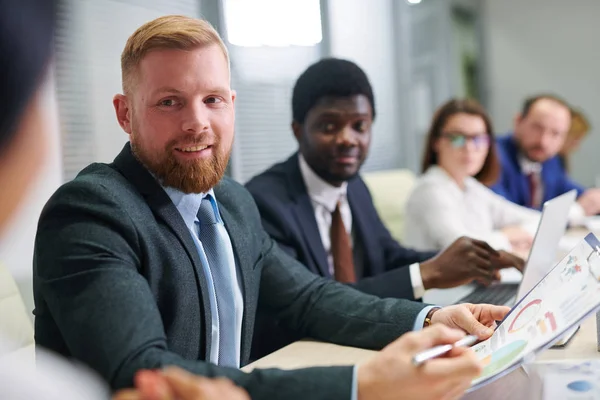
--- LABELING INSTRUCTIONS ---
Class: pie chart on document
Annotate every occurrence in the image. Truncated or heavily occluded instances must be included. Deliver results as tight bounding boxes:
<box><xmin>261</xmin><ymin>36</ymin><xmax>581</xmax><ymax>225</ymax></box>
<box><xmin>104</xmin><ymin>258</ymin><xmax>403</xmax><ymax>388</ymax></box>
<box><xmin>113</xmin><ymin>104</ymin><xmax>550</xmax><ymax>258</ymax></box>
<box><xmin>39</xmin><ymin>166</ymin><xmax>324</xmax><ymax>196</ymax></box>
<box><xmin>478</xmin><ymin>340</ymin><xmax>527</xmax><ymax>380</ymax></box>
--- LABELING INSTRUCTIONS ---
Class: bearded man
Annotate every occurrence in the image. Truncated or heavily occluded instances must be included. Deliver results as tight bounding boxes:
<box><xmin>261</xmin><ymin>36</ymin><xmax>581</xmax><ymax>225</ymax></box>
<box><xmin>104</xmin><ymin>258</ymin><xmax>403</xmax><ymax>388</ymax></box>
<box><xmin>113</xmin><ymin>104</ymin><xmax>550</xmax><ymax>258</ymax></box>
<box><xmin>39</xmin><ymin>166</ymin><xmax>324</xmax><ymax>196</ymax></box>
<box><xmin>33</xmin><ymin>15</ymin><xmax>509</xmax><ymax>400</ymax></box>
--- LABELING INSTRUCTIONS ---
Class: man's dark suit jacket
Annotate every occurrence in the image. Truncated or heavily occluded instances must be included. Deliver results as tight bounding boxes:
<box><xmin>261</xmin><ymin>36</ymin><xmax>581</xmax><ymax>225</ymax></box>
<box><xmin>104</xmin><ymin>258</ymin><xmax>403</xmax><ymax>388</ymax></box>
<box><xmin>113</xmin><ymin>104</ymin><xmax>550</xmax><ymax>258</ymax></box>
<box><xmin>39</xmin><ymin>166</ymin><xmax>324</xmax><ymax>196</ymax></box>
<box><xmin>245</xmin><ymin>153</ymin><xmax>437</xmax><ymax>358</ymax></box>
<box><xmin>33</xmin><ymin>144</ymin><xmax>427</xmax><ymax>400</ymax></box>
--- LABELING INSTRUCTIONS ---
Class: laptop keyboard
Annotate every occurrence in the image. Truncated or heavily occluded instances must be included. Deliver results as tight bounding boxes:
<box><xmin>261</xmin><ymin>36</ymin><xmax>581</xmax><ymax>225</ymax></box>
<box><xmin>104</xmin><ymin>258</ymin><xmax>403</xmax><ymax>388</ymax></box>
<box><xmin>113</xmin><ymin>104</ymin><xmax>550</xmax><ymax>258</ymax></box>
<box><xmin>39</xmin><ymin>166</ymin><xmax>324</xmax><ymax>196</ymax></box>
<box><xmin>456</xmin><ymin>283</ymin><xmax>520</xmax><ymax>306</ymax></box>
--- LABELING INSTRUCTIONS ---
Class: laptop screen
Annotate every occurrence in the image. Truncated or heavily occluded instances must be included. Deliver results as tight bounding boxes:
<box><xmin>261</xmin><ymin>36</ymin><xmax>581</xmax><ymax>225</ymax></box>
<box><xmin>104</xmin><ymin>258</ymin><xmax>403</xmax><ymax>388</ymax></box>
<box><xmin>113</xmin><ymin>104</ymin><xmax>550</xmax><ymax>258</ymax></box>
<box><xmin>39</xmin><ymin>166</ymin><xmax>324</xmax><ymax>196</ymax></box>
<box><xmin>516</xmin><ymin>190</ymin><xmax>577</xmax><ymax>299</ymax></box>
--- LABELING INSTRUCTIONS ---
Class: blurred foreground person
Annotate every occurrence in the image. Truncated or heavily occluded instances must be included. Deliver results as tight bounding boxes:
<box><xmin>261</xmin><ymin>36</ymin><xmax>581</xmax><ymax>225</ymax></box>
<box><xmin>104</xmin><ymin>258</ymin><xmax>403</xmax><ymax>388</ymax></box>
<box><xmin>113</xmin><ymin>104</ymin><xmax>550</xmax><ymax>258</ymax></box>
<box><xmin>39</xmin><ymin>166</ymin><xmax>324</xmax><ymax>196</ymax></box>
<box><xmin>0</xmin><ymin>3</ymin><xmax>243</xmax><ymax>400</ymax></box>
<box><xmin>0</xmin><ymin>0</ymin><xmax>107</xmax><ymax>399</ymax></box>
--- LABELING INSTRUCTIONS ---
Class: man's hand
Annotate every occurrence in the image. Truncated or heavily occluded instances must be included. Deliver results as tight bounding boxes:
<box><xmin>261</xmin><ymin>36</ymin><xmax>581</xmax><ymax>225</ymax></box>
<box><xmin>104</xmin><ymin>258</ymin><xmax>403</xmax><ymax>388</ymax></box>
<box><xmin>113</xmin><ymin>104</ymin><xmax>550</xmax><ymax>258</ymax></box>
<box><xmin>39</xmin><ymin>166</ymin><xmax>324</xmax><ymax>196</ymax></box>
<box><xmin>112</xmin><ymin>367</ymin><xmax>250</xmax><ymax>400</ymax></box>
<box><xmin>357</xmin><ymin>324</ymin><xmax>482</xmax><ymax>400</ymax></box>
<box><xmin>490</xmin><ymin>250</ymin><xmax>526</xmax><ymax>273</ymax></box>
<box><xmin>577</xmin><ymin>189</ymin><xmax>600</xmax><ymax>216</ymax></box>
<box><xmin>430</xmin><ymin>303</ymin><xmax>511</xmax><ymax>340</ymax></box>
<box><xmin>420</xmin><ymin>237</ymin><xmax>501</xmax><ymax>289</ymax></box>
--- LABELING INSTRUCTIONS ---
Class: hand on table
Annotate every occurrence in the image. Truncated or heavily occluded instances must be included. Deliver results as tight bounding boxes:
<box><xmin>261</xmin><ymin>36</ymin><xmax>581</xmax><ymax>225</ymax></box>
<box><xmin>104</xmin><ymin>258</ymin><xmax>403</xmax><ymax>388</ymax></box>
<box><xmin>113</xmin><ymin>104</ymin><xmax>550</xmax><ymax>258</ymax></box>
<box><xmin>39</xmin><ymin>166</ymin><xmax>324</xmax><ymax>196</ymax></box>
<box><xmin>475</xmin><ymin>250</ymin><xmax>526</xmax><ymax>286</ymax></box>
<box><xmin>490</xmin><ymin>250</ymin><xmax>526</xmax><ymax>273</ymax></box>
<box><xmin>112</xmin><ymin>367</ymin><xmax>250</xmax><ymax>400</ymax></box>
<box><xmin>420</xmin><ymin>237</ymin><xmax>507</xmax><ymax>289</ymax></box>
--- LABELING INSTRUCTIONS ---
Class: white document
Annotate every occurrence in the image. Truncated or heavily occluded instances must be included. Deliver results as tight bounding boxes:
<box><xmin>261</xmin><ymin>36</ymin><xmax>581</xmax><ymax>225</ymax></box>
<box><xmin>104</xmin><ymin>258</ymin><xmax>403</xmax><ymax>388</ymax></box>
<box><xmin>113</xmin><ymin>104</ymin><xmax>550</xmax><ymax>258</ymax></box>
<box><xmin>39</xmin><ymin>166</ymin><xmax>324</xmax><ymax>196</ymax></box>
<box><xmin>467</xmin><ymin>233</ymin><xmax>600</xmax><ymax>392</ymax></box>
<box><xmin>540</xmin><ymin>360</ymin><xmax>600</xmax><ymax>399</ymax></box>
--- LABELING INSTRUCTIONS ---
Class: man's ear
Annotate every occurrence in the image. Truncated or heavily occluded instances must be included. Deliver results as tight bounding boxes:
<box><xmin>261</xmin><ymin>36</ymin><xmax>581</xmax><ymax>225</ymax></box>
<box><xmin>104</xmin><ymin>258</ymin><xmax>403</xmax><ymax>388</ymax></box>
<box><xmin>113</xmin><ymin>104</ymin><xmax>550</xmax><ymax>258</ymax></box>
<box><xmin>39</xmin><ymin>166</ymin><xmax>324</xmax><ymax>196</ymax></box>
<box><xmin>113</xmin><ymin>94</ymin><xmax>133</xmax><ymax>135</ymax></box>
<box><xmin>292</xmin><ymin>121</ymin><xmax>302</xmax><ymax>143</ymax></box>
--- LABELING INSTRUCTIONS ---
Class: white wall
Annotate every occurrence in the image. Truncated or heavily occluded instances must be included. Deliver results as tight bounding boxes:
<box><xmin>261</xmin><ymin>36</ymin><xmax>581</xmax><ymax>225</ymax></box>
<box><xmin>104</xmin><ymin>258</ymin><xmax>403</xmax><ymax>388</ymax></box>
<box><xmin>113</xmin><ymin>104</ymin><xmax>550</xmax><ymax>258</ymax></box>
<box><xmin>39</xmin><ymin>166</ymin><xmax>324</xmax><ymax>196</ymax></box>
<box><xmin>327</xmin><ymin>0</ymin><xmax>403</xmax><ymax>171</ymax></box>
<box><xmin>0</xmin><ymin>71</ymin><xmax>63</xmax><ymax>318</ymax></box>
<box><xmin>483</xmin><ymin>0</ymin><xmax>600</xmax><ymax>186</ymax></box>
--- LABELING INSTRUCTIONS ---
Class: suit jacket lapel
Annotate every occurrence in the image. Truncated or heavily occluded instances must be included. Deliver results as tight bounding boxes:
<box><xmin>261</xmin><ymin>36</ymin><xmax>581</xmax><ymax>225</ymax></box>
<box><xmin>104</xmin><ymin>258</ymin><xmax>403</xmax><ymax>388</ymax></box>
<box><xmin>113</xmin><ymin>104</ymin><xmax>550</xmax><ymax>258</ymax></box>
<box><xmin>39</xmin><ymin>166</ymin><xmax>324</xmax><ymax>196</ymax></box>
<box><xmin>112</xmin><ymin>143</ymin><xmax>213</xmax><ymax>359</ymax></box>
<box><xmin>286</xmin><ymin>155</ymin><xmax>331</xmax><ymax>278</ymax></box>
<box><xmin>506</xmin><ymin>137</ymin><xmax>531</xmax><ymax>206</ymax></box>
<box><xmin>347</xmin><ymin>180</ymin><xmax>376</xmax><ymax>273</ymax></box>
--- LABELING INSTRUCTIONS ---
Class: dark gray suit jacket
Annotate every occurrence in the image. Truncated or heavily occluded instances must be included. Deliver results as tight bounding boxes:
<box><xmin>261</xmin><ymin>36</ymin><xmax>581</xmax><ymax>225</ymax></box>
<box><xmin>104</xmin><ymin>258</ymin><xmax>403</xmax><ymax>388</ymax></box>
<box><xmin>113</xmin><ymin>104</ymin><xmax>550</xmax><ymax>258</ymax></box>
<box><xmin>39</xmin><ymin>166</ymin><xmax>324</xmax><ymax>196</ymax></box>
<box><xmin>33</xmin><ymin>143</ymin><xmax>427</xmax><ymax>399</ymax></box>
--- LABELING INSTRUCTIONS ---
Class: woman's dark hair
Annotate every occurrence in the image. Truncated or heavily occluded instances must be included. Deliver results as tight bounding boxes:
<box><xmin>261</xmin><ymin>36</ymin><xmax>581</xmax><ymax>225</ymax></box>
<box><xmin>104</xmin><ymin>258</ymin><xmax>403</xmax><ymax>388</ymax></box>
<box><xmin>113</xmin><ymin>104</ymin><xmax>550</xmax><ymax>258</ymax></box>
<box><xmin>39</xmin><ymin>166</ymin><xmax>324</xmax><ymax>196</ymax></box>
<box><xmin>0</xmin><ymin>0</ymin><xmax>56</xmax><ymax>152</ymax></box>
<box><xmin>421</xmin><ymin>98</ymin><xmax>500</xmax><ymax>187</ymax></box>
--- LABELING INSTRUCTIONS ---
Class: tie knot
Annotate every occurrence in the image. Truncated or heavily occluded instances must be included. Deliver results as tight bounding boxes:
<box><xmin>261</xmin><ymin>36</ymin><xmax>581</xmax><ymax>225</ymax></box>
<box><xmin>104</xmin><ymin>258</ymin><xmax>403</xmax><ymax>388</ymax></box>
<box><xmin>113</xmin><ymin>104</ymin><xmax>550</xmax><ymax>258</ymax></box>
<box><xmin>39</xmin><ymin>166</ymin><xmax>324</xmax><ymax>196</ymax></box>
<box><xmin>197</xmin><ymin>195</ymin><xmax>219</xmax><ymax>225</ymax></box>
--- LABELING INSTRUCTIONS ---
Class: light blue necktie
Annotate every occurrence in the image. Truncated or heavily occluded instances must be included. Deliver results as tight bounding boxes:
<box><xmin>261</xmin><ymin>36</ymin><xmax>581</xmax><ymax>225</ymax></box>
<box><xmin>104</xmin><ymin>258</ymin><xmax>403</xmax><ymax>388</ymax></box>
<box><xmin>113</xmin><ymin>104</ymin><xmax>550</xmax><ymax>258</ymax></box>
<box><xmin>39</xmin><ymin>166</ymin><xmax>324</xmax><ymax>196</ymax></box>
<box><xmin>197</xmin><ymin>194</ymin><xmax>238</xmax><ymax>367</ymax></box>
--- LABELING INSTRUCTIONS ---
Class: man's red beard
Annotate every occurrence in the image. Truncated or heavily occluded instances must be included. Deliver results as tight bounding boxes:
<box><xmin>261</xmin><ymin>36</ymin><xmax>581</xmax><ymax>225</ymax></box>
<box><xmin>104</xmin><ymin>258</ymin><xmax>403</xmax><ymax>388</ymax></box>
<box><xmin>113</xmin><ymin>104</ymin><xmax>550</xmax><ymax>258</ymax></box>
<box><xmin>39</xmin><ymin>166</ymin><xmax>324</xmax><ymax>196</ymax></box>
<box><xmin>131</xmin><ymin>132</ymin><xmax>230</xmax><ymax>194</ymax></box>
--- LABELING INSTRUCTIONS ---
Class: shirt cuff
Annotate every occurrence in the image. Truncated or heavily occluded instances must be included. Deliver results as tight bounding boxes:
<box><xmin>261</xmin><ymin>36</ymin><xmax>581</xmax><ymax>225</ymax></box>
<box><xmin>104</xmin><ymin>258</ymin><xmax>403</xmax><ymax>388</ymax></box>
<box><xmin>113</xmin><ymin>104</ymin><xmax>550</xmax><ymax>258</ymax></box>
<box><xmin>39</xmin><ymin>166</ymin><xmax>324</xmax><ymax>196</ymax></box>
<box><xmin>351</xmin><ymin>365</ymin><xmax>358</xmax><ymax>400</ymax></box>
<box><xmin>409</xmin><ymin>262</ymin><xmax>425</xmax><ymax>299</ymax></box>
<box><xmin>413</xmin><ymin>305</ymin><xmax>441</xmax><ymax>331</ymax></box>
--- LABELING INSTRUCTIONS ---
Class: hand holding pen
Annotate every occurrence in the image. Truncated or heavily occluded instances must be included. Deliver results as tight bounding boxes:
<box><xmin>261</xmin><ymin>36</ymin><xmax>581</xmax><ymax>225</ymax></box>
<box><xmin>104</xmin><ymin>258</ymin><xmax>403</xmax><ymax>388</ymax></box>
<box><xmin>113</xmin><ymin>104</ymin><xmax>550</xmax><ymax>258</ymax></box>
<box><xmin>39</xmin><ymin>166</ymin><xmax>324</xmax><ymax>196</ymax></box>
<box><xmin>357</xmin><ymin>325</ymin><xmax>483</xmax><ymax>400</ymax></box>
<box><xmin>355</xmin><ymin>304</ymin><xmax>509</xmax><ymax>400</ymax></box>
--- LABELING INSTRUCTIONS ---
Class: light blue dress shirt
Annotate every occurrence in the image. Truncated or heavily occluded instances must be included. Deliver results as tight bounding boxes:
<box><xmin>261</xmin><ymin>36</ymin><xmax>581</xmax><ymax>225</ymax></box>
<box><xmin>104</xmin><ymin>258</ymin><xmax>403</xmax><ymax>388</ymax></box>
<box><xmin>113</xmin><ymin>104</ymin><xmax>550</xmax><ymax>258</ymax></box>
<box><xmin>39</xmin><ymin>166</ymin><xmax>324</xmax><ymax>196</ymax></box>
<box><xmin>163</xmin><ymin>187</ymin><xmax>244</xmax><ymax>367</ymax></box>
<box><xmin>164</xmin><ymin>186</ymin><xmax>434</xmax><ymax>397</ymax></box>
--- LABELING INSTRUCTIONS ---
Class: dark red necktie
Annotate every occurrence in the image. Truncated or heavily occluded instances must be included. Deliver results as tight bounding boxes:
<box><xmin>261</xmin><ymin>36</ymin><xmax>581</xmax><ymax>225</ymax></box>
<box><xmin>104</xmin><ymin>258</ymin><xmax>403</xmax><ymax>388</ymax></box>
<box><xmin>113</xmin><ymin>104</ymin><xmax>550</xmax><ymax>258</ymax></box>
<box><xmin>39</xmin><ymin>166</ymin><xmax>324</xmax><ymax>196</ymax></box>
<box><xmin>528</xmin><ymin>172</ymin><xmax>542</xmax><ymax>209</ymax></box>
<box><xmin>330</xmin><ymin>202</ymin><xmax>356</xmax><ymax>283</ymax></box>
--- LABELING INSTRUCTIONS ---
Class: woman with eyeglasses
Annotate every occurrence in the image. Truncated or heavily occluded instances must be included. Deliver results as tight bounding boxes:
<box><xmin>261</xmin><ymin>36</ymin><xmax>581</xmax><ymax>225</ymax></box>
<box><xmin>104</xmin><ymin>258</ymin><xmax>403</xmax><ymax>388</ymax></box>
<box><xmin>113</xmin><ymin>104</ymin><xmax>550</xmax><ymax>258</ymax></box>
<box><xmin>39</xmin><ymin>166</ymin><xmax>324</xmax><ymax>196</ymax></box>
<box><xmin>403</xmin><ymin>99</ymin><xmax>540</xmax><ymax>256</ymax></box>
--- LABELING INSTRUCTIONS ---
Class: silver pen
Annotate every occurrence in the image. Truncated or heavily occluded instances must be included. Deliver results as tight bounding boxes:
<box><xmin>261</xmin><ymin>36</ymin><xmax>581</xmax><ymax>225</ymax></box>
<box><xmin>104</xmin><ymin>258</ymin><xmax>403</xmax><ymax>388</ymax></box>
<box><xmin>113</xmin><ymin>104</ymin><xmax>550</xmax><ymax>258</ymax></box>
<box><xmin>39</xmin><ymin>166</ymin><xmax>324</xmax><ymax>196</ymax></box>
<box><xmin>411</xmin><ymin>335</ymin><xmax>479</xmax><ymax>366</ymax></box>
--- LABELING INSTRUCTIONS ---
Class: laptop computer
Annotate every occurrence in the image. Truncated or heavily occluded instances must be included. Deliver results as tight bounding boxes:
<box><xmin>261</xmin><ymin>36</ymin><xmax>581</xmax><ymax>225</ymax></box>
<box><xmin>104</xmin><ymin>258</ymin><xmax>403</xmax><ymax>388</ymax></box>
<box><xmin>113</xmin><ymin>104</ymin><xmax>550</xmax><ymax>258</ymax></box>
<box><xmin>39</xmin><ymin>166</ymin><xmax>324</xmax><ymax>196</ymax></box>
<box><xmin>422</xmin><ymin>190</ymin><xmax>577</xmax><ymax>307</ymax></box>
<box><xmin>456</xmin><ymin>189</ymin><xmax>577</xmax><ymax>306</ymax></box>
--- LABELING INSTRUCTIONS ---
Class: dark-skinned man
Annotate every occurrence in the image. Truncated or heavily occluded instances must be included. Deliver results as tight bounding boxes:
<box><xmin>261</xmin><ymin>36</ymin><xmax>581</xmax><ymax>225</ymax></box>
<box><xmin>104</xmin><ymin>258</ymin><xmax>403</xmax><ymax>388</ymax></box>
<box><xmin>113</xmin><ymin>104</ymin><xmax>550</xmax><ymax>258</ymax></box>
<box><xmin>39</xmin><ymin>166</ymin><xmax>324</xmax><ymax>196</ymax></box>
<box><xmin>246</xmin><ymin>58</ymin><xmax>524</xmax><ymax>358</ymax></box>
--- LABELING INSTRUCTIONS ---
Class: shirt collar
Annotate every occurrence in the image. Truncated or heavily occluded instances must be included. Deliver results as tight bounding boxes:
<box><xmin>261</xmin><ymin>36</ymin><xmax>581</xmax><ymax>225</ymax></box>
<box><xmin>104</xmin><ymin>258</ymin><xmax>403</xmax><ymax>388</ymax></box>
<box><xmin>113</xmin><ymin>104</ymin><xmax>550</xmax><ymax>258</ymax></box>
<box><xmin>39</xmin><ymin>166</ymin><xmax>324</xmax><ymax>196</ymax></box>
<box><xmin>518</xmin><ymin>153</ymin><xmax>542</xmax><ymax>174</ymax></box>
<box><xmin>163</xmin><ymin>186</ymin><xmax>215</xmax><ymax>225</ymax></box>
<box><xmin>145</xmin><ymin>167</ymin><xmax>220</xmax><ymax>228</ymax></box>
<box><xmin>298</xmin><ymin>153</ymin><xmax>348</xmax><ymax>213</ymax></box>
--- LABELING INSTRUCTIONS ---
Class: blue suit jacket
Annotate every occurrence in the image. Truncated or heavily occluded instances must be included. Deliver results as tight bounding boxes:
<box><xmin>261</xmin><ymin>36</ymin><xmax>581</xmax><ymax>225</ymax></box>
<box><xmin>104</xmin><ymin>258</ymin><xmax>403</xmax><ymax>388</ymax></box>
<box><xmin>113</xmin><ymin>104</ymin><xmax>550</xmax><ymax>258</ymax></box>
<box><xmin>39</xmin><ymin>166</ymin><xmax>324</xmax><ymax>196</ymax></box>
<box><xmin>491</xmin><ymin>135</ymin><xmax>585</xmax><ymax>210</ymax></box>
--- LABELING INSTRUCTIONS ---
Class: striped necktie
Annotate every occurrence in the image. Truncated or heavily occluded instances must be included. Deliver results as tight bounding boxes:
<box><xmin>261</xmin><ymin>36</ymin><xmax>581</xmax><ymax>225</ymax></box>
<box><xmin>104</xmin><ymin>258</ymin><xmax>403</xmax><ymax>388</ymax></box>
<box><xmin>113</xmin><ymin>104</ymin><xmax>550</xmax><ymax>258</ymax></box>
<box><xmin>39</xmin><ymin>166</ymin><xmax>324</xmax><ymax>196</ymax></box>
<box><xmin>197</xmin><ymin>195</ymin><xmax>238</xmax><ymax>367</ymax></box>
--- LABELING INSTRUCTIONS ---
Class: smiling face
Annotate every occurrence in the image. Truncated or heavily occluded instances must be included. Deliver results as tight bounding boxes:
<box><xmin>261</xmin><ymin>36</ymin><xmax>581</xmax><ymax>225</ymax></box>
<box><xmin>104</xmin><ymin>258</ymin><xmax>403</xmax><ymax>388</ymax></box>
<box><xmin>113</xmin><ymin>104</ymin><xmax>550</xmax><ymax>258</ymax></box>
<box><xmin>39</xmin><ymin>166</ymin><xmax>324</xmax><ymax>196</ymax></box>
<box><xmin>113</xmin><ymin>44</ymin><xmax>235</xmax><ymax>193</ymax></box>
<box><xmin>435</xmin><ymin>112</ymin><xmax>490</xmax><ymax>181</ymax></box>
<box><xmin>293</xmin><ymin>94</ymin><xmax>372</xmax><ymax>187</ymax></box>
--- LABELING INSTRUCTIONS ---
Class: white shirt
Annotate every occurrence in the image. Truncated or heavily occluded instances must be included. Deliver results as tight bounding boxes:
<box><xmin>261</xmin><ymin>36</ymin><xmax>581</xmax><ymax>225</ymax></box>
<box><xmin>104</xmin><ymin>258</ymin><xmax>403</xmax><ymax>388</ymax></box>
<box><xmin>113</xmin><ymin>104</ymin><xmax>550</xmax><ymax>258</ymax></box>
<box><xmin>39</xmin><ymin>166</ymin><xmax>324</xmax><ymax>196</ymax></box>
<box><xmin>404</xmin><ymin>166</ymin><xmax>541</xmax><ymax>251</ymax></box>
<box><xmin>298</xmin><ymin>155</ymin><xmax>425</xmax><ymax>298</ymax></box>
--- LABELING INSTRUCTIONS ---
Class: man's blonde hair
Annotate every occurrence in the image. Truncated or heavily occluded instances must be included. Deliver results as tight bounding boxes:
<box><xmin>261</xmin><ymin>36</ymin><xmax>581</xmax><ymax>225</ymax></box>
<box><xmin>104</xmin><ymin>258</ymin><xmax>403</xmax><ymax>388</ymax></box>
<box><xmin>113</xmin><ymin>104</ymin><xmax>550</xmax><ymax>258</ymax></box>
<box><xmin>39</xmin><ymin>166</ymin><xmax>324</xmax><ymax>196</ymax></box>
<box><xmin>121</xmin><ymin>15</ymin><xmax>229</xmax><ymax>94</ymax></box>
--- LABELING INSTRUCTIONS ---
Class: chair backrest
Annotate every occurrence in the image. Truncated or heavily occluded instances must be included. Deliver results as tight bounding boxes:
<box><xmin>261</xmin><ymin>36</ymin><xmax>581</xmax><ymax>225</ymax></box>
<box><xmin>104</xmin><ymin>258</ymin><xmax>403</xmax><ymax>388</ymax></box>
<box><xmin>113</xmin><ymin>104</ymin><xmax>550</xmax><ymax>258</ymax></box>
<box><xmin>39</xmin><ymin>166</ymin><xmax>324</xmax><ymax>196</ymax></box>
<box><xmin>0</xmin><ymin>263</ymin><xmax>34</xmax><ymax>358</ymax></box>
<box><xmin>362</xmin><ymin>169</ymin><xmax>417</xmax><ymax>242</ymax></box>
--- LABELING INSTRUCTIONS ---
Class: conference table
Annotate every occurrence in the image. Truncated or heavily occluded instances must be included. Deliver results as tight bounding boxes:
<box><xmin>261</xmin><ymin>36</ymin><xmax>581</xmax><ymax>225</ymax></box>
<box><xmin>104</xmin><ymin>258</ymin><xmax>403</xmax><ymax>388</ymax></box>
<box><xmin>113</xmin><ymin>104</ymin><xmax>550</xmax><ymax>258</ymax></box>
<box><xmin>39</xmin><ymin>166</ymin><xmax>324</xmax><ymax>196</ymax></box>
<box><xmin>243</xmin><ymin>227</ymin><xmax>600</xmax><ymax>398</ymax></box>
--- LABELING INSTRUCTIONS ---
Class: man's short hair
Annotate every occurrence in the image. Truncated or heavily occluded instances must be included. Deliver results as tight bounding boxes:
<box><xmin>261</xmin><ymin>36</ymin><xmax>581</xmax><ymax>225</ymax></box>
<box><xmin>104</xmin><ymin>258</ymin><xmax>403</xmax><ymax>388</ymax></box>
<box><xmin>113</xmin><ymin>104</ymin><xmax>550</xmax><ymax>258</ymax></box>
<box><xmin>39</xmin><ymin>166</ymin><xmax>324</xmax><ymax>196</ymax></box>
<box><xmin>292</xmin><ymin>58</ymin><xmax>375</xmax><ymax>124</ymax></box>
<box><xmin>120</xmin><ymin>15</ymin><xmax>229</xmax><ymax>94</ymax></box>
<box><xmin>521</xmin><ymin>94</ymin><xmax>572</xmax><ymax>118</ymax></box>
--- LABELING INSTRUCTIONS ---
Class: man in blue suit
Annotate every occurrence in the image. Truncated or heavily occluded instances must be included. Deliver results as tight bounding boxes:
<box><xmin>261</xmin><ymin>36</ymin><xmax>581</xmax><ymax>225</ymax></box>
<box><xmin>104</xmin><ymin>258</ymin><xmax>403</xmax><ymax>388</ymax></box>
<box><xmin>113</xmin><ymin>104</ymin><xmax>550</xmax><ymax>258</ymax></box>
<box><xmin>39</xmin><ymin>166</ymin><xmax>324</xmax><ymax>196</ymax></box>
<box><xmin>246</xmin><ymin>58</ymin><xmax>522</xmax><ymax>357</ymax></box>
<box><xmin>492</xmin><ymin>94</ymin><xmax>600</xmax><ymax>217</ymax></box>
